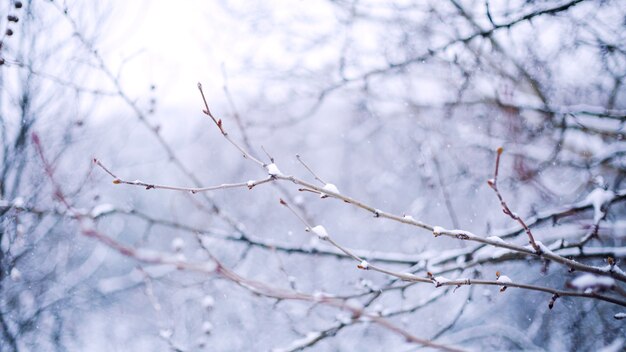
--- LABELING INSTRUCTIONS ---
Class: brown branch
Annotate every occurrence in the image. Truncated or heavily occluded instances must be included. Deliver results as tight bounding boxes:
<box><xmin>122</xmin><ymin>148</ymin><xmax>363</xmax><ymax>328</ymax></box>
<box><xmin>93</xmin><ymin>158</ymin><xmax>273</xmax><ymax>193</ymax></box>
<box><xmin>487</xmin><ymin>147</ymin><xmax>542</xmax><ymax>254</ymax></box>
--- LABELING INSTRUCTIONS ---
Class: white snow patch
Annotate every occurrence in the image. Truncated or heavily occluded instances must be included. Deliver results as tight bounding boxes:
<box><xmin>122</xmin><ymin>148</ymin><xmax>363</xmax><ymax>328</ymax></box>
<box><xmin>336</xmin><ymin>313</ymin><xmax>352</xmax><ymax>324</ymax></box>
<box><xmin>599</xmin><ymin>337</ymin><xmax>624</xmax><ymax>352</ymax></box>
<box><xmin>434</xmin><ymin>276</ymin><xmax>451</xmax><ymax>286</ymax></box>
<box><xmin>610</xmin><ymin>265</ymin><xmax>626</xmax><ymax>276</ymax></box>
<box><xmin>320</xmin><ymin>183</ymin><xmax>339</xmax><ymax>198</ymax></box>
<box><xmin>346</xmin><ymin>298</ymin><xmax>364</xmax><ymax>310</ymax></box>
<box><xmin>497</xmin><ymin>275</ymin><xmax>512</xmax><ymax>284</ymax></box>
<box><xmin>585</xmin><ymin>188</ymin><xmax>614</xmax><ymax>223</ymax></box>
<box><xmin>357</xmin><ymin>260</ymin><xmax>369</xmax><ymax>270</ymax></box>
<box><xmin>596</xmin><ymin>265</ymin><xmax>626</xmax><ymax>275</ymax></box>
<box><xmin>486</xmin><ymin>236</ymin><xmax>506</xmax><ymax>244</ymax></box>
<box><xmin>311</xmin><ymin>225</ymin><xmax>329</xmax><ymax>240</ymax></box>
<box><xmin>456</xmin><ymin>255</ymin><xmax>465</xmax><ymax>266</ymax></box>
<box><xmin>12</xmin><ymin>197</ymin><xmax>24</xmax><ymax>208</ymax></box>
<box><xmin>433</xmin><ymin>226</ymin><xmax>446</xmax><ymax>236</ymax></box>
<box><xmin>266</xmin><ymin>163</ymin><xmax>283</xmax><ymax>176</ymax></box>
<box><xmin>272</xmin><ymin>332</ymin><xmax>322</xmax><ymax>352</ymax></box>
<box><xmin>202</xmin><ymin>295</ymin><xmax>215</xmax><ymax>309</ymax></box>
<box><xmin>403</xmin><ymin>215</ymin><xmax>415</xmax><ymax>221</ymax></box>
<box><xmin>10</xmin><ymin>268</ymin><xmax>21</xmax><ymax>281</ymax></box>
<box><xmin>171</xmin><ymin>237</ymin><xmax>185</xmax><ymax>252</ymax></box>
<box><xmin>159</xmin><ymin>329</ymin><xmax>173</xmax><ymax>339</ymax></box>
<box><xmin>536</xmin><ymin>241</ymin><xmax>555</xmax><ymax>255</ymax></box>
<box><xmin>570</xmin><ymin>274</ymin><xmax>615</xmax><ymax>290</ymax></box>
<box><xmin>312</xmin><ymin>290</ymin><xmax>333</xmax><ymax>300</ymax></box>
<box><xmin>614</xmin><ymin>313</ymin><xmax>626</xmax><ymax>320</ymax></box>
<box><xmin>246</xmin><ymin>180</ymin><xmax>255</xmax><ymax>187</ymax></box>
<box><xmin>358</xmin><ymin>279</ymin><xmax>374</xmax><ymax>289</ymax></box>
<box><xmin>90</xmin><ymin>203</ymin><xmax>115</xmax><ymax>217</ymax></box>
<box><xmin>202</xmin><ymin>321</ymin><xmax>213</xmax><ymax>334</ymax></box>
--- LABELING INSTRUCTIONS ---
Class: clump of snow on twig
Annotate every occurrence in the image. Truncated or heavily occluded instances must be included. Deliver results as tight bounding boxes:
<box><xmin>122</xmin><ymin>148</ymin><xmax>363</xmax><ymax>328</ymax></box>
<box><xmin>598</xmin><ymin>263</ymin><xmax>626</xmax><ymax>276</ymax></box>
<box><xmin>496</xmin><ymin>275</ymin><xmax>512</xmax><ymax>284</ymax></box>
<box><xmin>171</xmin><ymin>237</ymin><xmax>185</xmax><ymax>252</ymax></box>
<box><xmin>357</xmin><ymin>260</ymin><xmax>369</xmax><ymax>270</ymax></box>
<box><xmin>614</xmin><ymin>313</ymin><xmax>626</xmax><ymax>320</ymax></box>
<box><xmin>434</xmin><ymin>276</ymin><xmax>451</xmax><ymax>287</ymax></box>
<box><xmin>202</xmin><ymin>295</ymin><xmax>215</xmax><ymax>309</ymax></box>
<box><xmin>202</xmin><ymin>321</ymin><xmax>213</xmax><ymax>334</ymax></box>
<box><xmin>536</xmin><ymin>241</ymin><xmax>555</xmax><ymax>255</ymax></box>
<box><xmin>320</xmin><ymin>183</ymin><xmax>339</xmax><ymax>198</ymax></box>
<box><xmin>159</xmin><ymin>329</ymin><xmax>173</xmax><ymax>339</ymax></box>
<box><xmin>12</xmin><ymin>197</ymin><xmax>24</xmax><ymax>208</ymax></box>
<box><xmin>266</xmin><ymin>163</ymin><xmax>283</xmax><ymax>177</ymax></box>
<box><xmin>346</xmin><ymin>298</ymin><xmax>364</xmax><ymax>311</ymax></box>
<box><xmin>10</xmin><ymin>268</ymin><xmax>21</xmax><ymax>281</ymax></box>
<box><xmin>90</xmin><ymin>203</ymin><xmax>116</xmax><ymax>218</ymax></box>
<box><xmin>312</xmin><ymin>290</ymin><xmax>333</xmax><ymax>301</ymax></box>
<box><xmin>486</xmin><ymin>236</ymin><xmax>506</xmax><ymax>244</ymax></box>
<box><xmin>570</xmin><ymin>274</ymin><xmax>615</xmax><ymax>290</ymax></box>
<box><xmin>585</xmin><ymin>187</ymin><xmax>614</xmax><ymax>223</ymax></box>
<box><xmin>311</xmin><ymin>225</ymin><xmax>329</xmax><ymax>240</ymax></box>
<box><xmin>433</xmin><ymin>226</ymin><xmax>445</xmax><ymax>236</ymax></box>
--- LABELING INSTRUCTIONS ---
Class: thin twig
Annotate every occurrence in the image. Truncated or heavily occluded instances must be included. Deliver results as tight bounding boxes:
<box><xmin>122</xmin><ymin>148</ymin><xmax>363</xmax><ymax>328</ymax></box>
<box><xmin>94</xmin><ymin>158</ymin><xmax>273</xmax><ymax>193</ymax></box>
<box><xmin>296</xmin><ymin>154</ymin><xmax>327</xmax><ymax>185</ymax></box>
<box><xmin>487</xmin><ymin>147</ymin><xmax>542</xmax><ymax>253</ymax></box>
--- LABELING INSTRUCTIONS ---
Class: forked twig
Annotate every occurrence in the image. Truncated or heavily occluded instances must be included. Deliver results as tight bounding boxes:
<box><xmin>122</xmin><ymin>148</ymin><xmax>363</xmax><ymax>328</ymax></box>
<box><xmin>487</xmin><ymin>147</ymin><xmax>542</xmax><ymax>254</ymax></box>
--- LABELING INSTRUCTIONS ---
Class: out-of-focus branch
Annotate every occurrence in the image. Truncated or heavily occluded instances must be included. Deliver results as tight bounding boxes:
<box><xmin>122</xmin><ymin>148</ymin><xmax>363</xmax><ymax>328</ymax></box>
<box><xmin>305</xmin><ymin>0</ymin><xmax>588</xmax><ymax>115</ymax></box>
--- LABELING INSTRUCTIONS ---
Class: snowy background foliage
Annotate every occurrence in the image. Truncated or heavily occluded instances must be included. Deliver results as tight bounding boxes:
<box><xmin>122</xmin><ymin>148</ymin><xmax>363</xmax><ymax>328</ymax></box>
<box><xmin>1</xmin><ymin>0</ymin><xmax>625</xmax><ymax>351</ymax></box>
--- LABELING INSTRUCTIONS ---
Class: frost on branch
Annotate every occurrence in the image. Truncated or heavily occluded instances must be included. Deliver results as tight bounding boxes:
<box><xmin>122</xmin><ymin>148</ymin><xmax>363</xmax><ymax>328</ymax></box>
<box><xmin>310</xmin><ymin>225</ymin><xmax>329</xmax><ymax>240</ymax></box>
